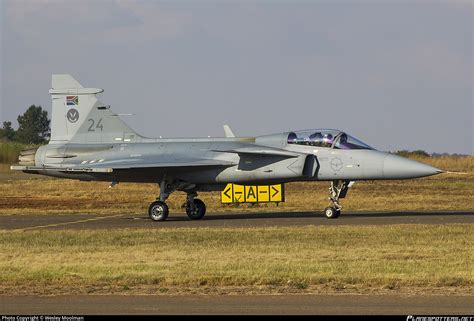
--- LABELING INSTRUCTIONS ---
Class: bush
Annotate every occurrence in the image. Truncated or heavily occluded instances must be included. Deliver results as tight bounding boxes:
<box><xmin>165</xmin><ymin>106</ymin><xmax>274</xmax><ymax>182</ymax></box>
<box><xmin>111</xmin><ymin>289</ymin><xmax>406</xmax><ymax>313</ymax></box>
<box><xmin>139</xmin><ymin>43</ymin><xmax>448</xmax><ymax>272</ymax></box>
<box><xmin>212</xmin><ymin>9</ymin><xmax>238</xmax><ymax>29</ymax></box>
<box><xmin>0</xmin><ymin>140</ymin><xmax>37</xmax><ymax>164</ymax></box>
<box><xmin>394</xmin><ymin>150</ymin><xmax>431</xmax><ymax>158</ymax></box>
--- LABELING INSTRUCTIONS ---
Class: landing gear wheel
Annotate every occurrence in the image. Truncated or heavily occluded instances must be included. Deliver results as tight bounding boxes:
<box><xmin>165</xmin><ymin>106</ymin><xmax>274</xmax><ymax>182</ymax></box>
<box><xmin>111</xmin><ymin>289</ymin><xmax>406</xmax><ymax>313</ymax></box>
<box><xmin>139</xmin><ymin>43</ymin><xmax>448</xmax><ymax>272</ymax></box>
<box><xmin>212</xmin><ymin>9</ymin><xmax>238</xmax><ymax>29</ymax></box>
<box><xmin>186</xmin><ymin>198</ymin><xmax>206</xmax><ymax>220</ymax></box>
<box><xmin>149</xmin><ymin>201</ymin><xmax>169</xmax><ymax>221</ymax></box>
<box><xmin>324</xmin><ymin>206</ymin><xmax>340</xmax><ymax>219</ymax></box>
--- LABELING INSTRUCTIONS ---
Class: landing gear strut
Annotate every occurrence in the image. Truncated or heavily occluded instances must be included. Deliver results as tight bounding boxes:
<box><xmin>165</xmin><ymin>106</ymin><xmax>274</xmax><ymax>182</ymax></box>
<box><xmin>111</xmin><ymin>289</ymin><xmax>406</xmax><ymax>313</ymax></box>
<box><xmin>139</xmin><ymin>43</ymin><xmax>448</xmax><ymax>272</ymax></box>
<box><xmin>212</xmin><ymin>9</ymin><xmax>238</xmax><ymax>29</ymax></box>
<box><xmin>147</xmin><ymin>178</ymin><xmax>206</xmax><ymax>222</ymax></box>
<box><xmin>185</xmin><ymin>192</ymin><xmax>206</xmax><ymax>220</ymax></box>
<box><xmin>324</xmin><ymin>180</ymin><xmax>351</xmax><ymax>219</ymax></box>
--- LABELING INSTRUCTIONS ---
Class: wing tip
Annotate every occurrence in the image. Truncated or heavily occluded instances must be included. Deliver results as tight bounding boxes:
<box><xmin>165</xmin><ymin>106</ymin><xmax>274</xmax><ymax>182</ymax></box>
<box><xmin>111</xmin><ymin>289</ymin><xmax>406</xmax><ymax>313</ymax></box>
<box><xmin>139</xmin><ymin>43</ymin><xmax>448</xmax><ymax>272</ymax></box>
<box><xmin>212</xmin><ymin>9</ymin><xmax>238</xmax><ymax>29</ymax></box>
<box><xmin>223</xmin><ymin>124</ymin><xmax>235</xmax><ymax>138</ymax></box>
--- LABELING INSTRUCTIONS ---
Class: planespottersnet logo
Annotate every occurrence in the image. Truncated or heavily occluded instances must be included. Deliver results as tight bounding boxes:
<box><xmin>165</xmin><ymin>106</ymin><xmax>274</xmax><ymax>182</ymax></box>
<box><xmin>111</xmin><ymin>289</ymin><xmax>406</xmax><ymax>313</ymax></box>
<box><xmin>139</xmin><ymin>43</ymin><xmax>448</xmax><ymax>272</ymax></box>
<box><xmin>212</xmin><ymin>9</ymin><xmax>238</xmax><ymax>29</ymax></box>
<box><xmin>407</xmin><ymin>317</ymin><xmax>473</xmax><ymax>321</ymax></box>
<box><xmin>2</xmin><ymin>317</ymin><xmax>84</xmax><ymax>321</ymax></box>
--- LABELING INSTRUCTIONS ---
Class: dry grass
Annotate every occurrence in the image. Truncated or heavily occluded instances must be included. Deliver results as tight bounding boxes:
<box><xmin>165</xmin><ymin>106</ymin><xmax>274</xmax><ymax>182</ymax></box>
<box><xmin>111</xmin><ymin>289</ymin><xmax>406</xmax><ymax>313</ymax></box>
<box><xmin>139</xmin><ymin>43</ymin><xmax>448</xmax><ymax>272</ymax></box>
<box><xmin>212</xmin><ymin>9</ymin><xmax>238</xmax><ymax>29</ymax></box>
<box><xmin>0</xmin><ymin>156</ymin><xmax>472</xmax><ymax>215</ymax></box>
<box><xmin>0</xmin><ymin>224</ymin><xmax>472</xmax><ymax>295</ymax></box>
<box><xmin>0</xmin><ymin>141</ymin><xmax>37</xmax><ymax>164</ymax></box>
<box><xmin>406</xmin><ymin>155</ymin><xmax>473</xmax><ymax>173</ymax></box>
<box><xmin>0</xmin><ymin>156</ymin><xmax>471</xmax><ymax>296</ymax></box>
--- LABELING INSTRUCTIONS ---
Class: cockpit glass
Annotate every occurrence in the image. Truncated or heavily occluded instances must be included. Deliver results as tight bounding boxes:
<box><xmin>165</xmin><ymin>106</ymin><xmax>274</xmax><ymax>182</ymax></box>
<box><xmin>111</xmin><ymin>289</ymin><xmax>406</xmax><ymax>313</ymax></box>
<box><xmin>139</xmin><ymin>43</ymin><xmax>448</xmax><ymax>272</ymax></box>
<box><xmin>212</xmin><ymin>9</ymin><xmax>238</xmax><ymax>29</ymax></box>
<box><xmin>287</xmin><ymin>130</ymin><xmax>340</xmax><ymax>148</ymax></box>
<box><xmin>333</xmin><ymin>133</ymin><xmax>373</xmax><ymax>150</ymax></box>
<box><xmin>287</xmin><ymin>129</ymin><xmax>373</xmax><ymax>150</ymax></box>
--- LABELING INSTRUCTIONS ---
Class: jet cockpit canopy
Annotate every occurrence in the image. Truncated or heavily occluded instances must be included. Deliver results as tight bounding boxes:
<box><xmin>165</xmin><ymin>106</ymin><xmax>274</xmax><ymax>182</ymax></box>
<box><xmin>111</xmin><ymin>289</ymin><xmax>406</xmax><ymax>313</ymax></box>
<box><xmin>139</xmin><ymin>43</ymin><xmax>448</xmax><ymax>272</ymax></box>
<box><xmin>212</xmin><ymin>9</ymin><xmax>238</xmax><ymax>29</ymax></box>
<box><xmin>287</xmin><ymin>129</ymin><xmax>373</xmax><ymax>150</ymax></box>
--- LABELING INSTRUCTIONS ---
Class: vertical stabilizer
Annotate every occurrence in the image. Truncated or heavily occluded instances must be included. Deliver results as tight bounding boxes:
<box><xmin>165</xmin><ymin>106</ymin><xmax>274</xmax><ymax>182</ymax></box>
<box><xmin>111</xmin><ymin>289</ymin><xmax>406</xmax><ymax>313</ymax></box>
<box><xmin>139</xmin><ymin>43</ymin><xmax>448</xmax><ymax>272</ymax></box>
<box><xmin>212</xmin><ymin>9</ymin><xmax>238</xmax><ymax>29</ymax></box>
<box><xmin>49</xmin><ymin>74</ymin><xmax>139</xmax><ymax>144</ymax></box>
<box><xmin>52</xmin><ymin>74</ymin><xmax>84</xmax><ymax>89</ymax></box>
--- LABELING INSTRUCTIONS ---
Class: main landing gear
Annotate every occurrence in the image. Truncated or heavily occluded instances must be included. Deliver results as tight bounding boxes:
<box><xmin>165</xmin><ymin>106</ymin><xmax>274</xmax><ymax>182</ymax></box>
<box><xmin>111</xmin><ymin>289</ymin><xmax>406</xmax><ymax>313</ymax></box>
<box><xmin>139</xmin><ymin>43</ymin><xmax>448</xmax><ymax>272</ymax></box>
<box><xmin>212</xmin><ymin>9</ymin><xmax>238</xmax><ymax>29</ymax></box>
<box><xmin>149</xmin><ymin>200</ymin><xmax>169</xmax><ymax>221</ymax></box>
<box><xmin>324</xmin><ymin>180</ymin><xmax>351</xmax><ymax>219</ymax></box>
<box><xmin>184</xmin><ymin>192</ymin><xmax>206</xmax><ymax>220</ymax></box>
<box><xmin>148</xmin><ymin>178</ymin><xmax>206</xmax><ymax>222</ymax></box>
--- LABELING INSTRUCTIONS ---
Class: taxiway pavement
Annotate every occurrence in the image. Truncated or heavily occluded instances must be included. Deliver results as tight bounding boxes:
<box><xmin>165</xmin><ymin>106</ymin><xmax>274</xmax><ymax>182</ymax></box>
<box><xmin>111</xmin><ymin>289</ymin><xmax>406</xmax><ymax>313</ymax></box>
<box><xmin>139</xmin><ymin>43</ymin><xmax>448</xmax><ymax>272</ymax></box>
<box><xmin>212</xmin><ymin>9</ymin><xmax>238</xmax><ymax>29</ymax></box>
<box><xmin>1</xmin><ymin>294</ymin><xmax>473</xmax><ymax>315</ymax></box>
<box><xmin>1</xmin><ymin>210</ymin><xmax>473</xmax><ymax>231</ymax></box>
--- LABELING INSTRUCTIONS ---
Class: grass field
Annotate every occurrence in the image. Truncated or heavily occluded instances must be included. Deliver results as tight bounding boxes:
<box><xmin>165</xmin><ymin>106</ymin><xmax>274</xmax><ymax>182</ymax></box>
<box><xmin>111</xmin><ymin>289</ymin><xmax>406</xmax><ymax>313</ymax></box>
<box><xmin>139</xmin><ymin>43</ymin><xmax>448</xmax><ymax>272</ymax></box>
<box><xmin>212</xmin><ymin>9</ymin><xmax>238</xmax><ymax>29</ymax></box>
<box><xmin>0</xmin><ymin>156</ymin><xmax>472</xmax><ymax>215</ymax></box>
<box><xmin>0</xmin><ymin>155</ymin><xmax>472</xmax><ymax>296</ymax></box>
<box><xmin>0</xmin><ymin>225</ymin><xmax>472</xmax><ymax>295</ymax></box>
<box><xmin>0</xmin><ymin>141</ymin><xmax>37</xmax><ymax>164</ymax></box>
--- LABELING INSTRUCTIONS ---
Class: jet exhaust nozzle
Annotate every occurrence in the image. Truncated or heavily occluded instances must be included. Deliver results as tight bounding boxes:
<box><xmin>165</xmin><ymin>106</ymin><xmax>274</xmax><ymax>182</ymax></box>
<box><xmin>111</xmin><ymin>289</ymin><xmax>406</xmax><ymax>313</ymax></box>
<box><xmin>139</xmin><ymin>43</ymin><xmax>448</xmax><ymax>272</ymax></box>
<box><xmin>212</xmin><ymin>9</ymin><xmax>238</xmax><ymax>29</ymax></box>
<box><xmin>18</xmin><ymin>147</ymin><xmax>39</xmax><ymax>166</ymax></box>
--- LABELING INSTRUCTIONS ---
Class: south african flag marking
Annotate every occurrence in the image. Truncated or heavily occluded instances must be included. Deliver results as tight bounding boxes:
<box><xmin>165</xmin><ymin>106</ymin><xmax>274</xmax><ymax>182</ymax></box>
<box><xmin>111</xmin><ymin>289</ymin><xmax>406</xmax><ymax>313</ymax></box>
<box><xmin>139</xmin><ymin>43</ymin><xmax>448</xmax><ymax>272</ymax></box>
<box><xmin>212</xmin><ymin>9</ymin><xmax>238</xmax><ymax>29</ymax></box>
<box><xmin>66</xmin><ymin>96</ymin><xmax>79</xmax><ymax>106</ymax></box>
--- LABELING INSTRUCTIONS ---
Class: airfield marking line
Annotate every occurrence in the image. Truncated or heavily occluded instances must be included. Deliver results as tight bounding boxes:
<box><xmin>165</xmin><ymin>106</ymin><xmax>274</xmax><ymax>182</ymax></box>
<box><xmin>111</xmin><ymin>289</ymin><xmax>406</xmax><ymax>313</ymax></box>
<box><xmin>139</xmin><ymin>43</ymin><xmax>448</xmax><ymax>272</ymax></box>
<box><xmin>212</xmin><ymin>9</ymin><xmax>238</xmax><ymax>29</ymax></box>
<box><xmin>10</xmin><ymin>214</ymin><xmax>127</xmax><ymax>232</ymax></box>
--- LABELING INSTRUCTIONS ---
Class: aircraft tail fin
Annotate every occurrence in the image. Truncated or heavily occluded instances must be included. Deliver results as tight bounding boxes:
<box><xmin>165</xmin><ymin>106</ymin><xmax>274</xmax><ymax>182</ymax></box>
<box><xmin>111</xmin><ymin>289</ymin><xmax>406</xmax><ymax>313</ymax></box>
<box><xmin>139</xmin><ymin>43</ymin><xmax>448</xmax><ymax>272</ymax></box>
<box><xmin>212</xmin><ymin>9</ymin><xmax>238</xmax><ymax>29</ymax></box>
<box><xmin>49</xmin><ymin>74</ymin><xmax>140</xmax><ymax>144</ymax></box>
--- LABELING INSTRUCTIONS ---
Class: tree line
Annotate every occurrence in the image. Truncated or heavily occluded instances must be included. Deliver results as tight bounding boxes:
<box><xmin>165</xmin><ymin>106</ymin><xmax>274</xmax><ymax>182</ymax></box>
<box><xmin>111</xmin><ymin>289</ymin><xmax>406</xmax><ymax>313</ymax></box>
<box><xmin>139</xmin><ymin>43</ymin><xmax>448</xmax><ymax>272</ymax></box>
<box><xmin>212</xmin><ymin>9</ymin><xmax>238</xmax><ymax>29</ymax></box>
<box><xmin>0</xmin><ymin>105</ymin><xmax>50</xmax><ymax>144</ymax></box>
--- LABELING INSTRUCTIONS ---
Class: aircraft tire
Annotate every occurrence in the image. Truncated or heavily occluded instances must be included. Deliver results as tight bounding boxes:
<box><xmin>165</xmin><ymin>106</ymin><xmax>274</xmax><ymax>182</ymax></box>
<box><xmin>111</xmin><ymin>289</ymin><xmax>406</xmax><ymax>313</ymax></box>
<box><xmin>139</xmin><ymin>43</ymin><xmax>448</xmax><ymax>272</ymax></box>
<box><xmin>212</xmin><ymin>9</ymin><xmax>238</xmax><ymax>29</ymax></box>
<box><xmin>324</xmin><ymin>206</ymin><xmax>340</xmax><ymax>219</ymax></box>
<box><xmin>186</xmin><ymin>199</ymin><xmax>206</xmax><ymax>220</ymax></box>
<box><xmin>149</xmin><ymin>201</ymin><xmax>169</xmax><ymax>221</ymax></box>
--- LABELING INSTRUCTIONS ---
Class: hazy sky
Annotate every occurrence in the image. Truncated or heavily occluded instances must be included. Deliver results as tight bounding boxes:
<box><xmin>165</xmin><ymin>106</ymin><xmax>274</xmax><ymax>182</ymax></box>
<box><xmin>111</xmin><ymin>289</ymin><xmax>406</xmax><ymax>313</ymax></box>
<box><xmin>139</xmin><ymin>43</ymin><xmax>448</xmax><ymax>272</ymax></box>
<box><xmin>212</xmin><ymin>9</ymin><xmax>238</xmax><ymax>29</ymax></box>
<box><xmin>1</xmin><ymin>0</ymin><xmax>472</xmax><ymax>154</ymax></box>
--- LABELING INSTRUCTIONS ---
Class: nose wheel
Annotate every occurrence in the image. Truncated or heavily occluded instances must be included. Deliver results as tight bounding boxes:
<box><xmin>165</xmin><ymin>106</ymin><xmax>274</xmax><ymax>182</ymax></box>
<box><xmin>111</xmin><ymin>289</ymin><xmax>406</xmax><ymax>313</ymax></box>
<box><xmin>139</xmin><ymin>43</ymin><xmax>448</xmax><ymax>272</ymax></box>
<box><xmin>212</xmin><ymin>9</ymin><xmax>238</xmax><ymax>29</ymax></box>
<box><xmin>324</xmin><ymin>206</ymin><xmax>341</xmax><ymax>219</ymax></box>
<box><xmin>324</xmin><ymin>180</ymin><xmax>351</xmax><ymax>219</ymax></box>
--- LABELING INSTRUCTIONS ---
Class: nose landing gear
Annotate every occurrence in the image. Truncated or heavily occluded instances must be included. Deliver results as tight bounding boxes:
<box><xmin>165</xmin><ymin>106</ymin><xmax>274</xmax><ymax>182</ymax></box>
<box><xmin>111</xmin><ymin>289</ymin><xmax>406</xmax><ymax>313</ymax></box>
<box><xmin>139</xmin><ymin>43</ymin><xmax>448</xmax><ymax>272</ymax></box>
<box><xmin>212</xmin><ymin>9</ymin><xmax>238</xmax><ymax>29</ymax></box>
<box><xmin>324</xmin><ymin>180</ymin><xmax>351</xmax><ymax>219</ymax></box>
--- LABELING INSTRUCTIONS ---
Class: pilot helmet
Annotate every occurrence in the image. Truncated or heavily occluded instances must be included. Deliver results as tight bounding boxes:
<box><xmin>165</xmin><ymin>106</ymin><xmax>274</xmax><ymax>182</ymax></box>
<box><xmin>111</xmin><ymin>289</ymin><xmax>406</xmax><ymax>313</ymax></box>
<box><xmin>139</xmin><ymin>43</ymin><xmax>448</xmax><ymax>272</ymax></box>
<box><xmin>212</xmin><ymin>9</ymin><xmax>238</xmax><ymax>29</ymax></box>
<box><xmin>309</xmin><ymin>132</ymin><xmax>323</xmax><ymax>141</ymax></box>
<box><xmin>322</xmin><ymin>134</ymin><xmax>333</xmax><ymax>145</ymax></box>
<box><xmin>339</xmin><ymin>133</ymin><xmax>348</xmax><ymax>143</ymax></box>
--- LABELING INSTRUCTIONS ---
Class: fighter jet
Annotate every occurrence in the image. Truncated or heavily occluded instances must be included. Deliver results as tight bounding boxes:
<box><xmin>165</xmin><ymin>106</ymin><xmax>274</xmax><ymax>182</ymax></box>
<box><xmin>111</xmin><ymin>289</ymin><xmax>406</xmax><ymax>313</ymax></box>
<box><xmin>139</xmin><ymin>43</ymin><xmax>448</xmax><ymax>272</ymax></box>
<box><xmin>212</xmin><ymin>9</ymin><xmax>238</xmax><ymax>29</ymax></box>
<box><xmin>11</xmin><ymin>74</ymin><xmax>443</xmax><ymax>221</ymax></box>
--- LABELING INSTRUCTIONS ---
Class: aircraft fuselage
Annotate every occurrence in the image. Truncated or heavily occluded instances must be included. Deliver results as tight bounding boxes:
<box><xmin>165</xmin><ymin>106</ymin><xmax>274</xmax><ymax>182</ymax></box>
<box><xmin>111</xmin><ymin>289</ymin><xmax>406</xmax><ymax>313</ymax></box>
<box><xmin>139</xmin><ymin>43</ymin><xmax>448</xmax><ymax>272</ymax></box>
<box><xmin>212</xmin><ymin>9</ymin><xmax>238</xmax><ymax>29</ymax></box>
<box><xmin>23</xmin><ymin>136</ymin><xmax>441</xmax><ymax>190</ymax></box>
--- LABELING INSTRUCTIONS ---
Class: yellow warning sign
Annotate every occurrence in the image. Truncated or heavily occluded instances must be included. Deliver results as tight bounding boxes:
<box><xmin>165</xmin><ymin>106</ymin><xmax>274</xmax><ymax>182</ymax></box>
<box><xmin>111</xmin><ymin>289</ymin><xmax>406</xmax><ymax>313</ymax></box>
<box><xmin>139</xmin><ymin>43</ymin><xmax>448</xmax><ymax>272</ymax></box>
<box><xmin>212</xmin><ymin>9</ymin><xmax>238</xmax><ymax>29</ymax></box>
<box><xmin>221</xmin><ymin>183</ymin><xmax>284</xmax><ymax>204</ymax></box>
<box><xmin>233</xmin><ymin>184</ymin><xmax>245</xmax><ymax>203</ymax></box>
<box><xmin>257</xmin><ymin>185</ymin><xmax>270</xmax><ymax>202</ymax></box>
<box><xmin>270</xmin><ymin>184</ymin><xmax>284</xmax><ymax>202</ymax></box>
<box><xmin>245</xmin><ymin>185</ymin><xmax>257</xmax><ymax>203</ymax></box>
<box><xmin>221</xmin><ymin>183</ymin><xmax>233</xmax><ymax>204</ymax></box>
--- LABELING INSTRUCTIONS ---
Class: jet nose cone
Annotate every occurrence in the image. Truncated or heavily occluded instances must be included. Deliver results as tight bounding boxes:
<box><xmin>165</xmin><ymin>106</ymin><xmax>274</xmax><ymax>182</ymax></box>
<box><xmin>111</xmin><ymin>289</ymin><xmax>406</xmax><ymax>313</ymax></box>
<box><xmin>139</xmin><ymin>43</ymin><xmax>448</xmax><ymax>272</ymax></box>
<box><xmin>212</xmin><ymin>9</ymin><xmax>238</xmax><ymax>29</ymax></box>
<box><xmin>383</xmin><ymin>154</ymin><xmax>443</xmax><ymax>179</ymax></box>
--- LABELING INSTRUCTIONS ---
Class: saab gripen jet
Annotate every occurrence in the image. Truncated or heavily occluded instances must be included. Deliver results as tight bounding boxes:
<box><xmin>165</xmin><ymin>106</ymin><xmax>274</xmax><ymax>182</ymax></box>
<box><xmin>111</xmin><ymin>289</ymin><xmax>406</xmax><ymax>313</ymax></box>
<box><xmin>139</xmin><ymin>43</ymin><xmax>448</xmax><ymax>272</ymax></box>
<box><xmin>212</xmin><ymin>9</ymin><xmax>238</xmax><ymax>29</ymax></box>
<box><xmin>11</xmin><ymin>74</ymin><xmax>443</xmax><ymax>221</ymax></box>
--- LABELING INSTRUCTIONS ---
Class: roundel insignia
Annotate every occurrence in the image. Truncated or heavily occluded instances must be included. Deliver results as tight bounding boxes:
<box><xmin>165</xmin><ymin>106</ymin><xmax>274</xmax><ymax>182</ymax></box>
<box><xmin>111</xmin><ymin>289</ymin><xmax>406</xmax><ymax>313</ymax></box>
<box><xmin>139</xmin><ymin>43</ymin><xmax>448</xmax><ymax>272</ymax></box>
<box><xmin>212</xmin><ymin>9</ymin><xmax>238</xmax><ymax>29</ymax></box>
<box><xmin>330</xmin><ymin>157</ymin><xmax>343</xmax><ymax>171</ymax></box>
<box><xmin>67</xmin><ymin>109</ymin><xmax>79</xmax><ymax>123</ymax></box>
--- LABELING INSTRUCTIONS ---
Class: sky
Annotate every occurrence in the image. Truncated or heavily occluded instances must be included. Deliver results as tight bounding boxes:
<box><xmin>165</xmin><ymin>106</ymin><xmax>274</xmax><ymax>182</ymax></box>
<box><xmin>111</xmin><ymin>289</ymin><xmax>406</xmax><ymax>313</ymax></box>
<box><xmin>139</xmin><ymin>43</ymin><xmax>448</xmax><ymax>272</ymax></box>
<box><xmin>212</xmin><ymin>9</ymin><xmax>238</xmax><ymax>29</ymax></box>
<box><xmin>1</xmin><ymin>0</ymin><xmax>472</xmax><ymax>154</ymax></box>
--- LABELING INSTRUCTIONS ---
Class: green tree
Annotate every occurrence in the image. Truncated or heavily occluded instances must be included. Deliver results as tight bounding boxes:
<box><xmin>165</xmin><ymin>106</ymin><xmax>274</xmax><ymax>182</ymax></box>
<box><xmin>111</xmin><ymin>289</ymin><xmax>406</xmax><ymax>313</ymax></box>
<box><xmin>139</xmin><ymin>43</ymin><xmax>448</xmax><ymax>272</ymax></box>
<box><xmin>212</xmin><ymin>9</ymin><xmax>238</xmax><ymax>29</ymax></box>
<box><xmin>15</xmin><ymin>105</ymin><xmax>50</xmax><ymax>144</ymax></box>
<box><xmin>0</xmin><ymin>121</ymin><xmax>16</xmax><ymax>140</ymax></box>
